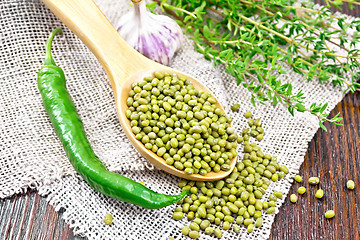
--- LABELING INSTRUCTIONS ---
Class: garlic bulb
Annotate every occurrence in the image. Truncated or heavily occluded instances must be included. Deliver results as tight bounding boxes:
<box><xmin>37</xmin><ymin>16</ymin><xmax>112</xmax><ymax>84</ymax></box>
<box><xmin>117</xmin><ymin>0</ymin><xmax>183</xmax><ymax>66</ymax></box>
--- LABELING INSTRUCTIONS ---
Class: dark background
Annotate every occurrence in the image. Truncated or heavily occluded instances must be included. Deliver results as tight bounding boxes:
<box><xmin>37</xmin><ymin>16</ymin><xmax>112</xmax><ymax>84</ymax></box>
<box><xmin>1</xmin><ymin>1</ymin><xmax>359</xmax><ymax>239</ymax></box>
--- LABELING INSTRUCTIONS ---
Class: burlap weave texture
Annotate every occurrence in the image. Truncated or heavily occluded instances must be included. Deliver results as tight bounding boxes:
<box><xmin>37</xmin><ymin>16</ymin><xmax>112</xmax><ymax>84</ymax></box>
<box><xmin>0</xmin><ymin>0</ymin><xmax>354</xmax><ymax>239</ymax></box>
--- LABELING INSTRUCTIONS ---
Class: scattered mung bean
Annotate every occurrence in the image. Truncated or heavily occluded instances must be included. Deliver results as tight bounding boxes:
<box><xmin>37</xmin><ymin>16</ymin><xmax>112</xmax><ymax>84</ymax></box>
<box><xmin>290</xmin><ymin>194</ymin><xmax>297</xmax><ymax>203</ymax></box>
<box><xmin>298</xmin><ymin>186</ymin><xmax>306</xmax><ymax>195</ymax></box>
<box><xmin>315</xmin><ymin>189</ymin><xmax>324</xmax><ymax>199</ymax></box>
<box><xmin>173</xmin><ymin>211</ymin><xmax>184</xmax><ymax>220</ymax></box>
<box><xmin>231</xmin><ymin>104</ymin><xmax>240</xmax><ymax>112</ymax></box>
<box><xmin>325</xmin><ymin>210</ymin><xmax>335</xmax><ymax>219</ymax></box>
<box><xmin>255</xmin><ymin>217</ymin><xmax>263</xmax><ymax>227</ymax></box>
<box><xmin>205</xmin><ymin>227</ymin><xmax>214</xmax><ymax>235</ymax></box>
<box><xmin>279</xmin><ymin>165</ymin><xmax>289</xmax><ymax>174</ymax></box>
<box><xmin>200</xmin><ymin>220</ymin><xmax>210</xmax><ymax>230</ymax></box>
<box><xmin>189</xmin><ymin>231</ymin><xmax>199</xmax><ymax>239</ymax></box>
<box><xmin>190</xmin><ymin>222</ymin><xmax>200</xmax><ymax>231</ymax></box>
<box><xmin>104</xmin><ymin>213</ymin><xmax>113</xmax><ymax>225</ymax></box>
<box><xmin>269</xmin><ymin>194</ymin><xmax>277</xmax><ymax>202</ymax></box>
<box><xmin>214</xmin><ymin>228</ymin><xmax>222</xmax><ymax>238</ymax></box>
<box><xmin>223</xmin><ymin>221</ymin><xmax>230</xmax><ymax>230</ymax></box>
<box><xmin>347</xmin><ymin>180</ymin><xmax>355</xmax><ymax>190</ymax></box>
<box><xmin>247</xmin><ymin>224</ymin><xmax>254</xmax><ymax>232</ymax></box>
<box><xmin>233</xmin><ymin>224</ymin><xmax>240</xmax><ymax>233</ymax></box>
<box><xmin>273</xmin><ymin>191</ymin><xmax>283</xmax><ymax>199</ymax></box>
<box><xmin>267</xmin><ymin>207</ymin><xmax>275</xmax><ymax>214</ymax></box>
<box><xmin>309</xmin><ymin>177</ymin><xmax>320</xmax><ymax>185</ymax></box>
<box><xmin>244</xmin><ymin>112</ymin><xmax>252</xmax><ymax>118</ymax></box>
<box><xmin>294</xmin><ymin>175</ymin><xmax>302</xmax><ymax>183</ymax></box>
<box><xmin>244</xmin><ymin>218</ymin><xmax>252</xmax><ymax>226</ymax></box>
<box><xmin>268</xmin><ymin>201</ymin><xmax>275</xmax><ymax>207</ymax></box>
<box><xmin>182</xmin><ymin>226</ymin><xmax>190</xmax><ymax>236</ymax></box>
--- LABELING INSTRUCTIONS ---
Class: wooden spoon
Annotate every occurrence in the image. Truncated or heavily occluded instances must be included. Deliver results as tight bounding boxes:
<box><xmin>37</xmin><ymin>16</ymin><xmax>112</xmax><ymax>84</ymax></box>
<box><xmin>42</xmin><ymin>0</ymin><xmax>237</xmax><ymax>181</ymax></box>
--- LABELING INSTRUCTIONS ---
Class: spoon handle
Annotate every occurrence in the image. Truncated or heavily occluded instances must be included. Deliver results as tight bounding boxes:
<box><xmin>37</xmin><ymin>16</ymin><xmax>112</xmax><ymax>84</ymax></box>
<box><xmin>42</xmin><ymin>0</ymin><xmax>153</xmax><ymax>87</ymax></box>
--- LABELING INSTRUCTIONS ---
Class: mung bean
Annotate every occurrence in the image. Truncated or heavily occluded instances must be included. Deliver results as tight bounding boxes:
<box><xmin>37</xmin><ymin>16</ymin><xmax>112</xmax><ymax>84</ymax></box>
<box><xmin>269</xmin><ymin>194</ymin><xmax>277</xmax><ymax>202</ymax></box>
<box><xmin>315</xmin><ymin>189</ymin><xmax>324</xmax><ymax>199</ymax></box>
<box><xmin>214</xmin><ymin>228</ymin><xmax>222</xmax><ymax>238</ymax></box>
<box><xmin>182</xmin><ymin>226</ymin><xmax>190</xmax><ymax>236</ymax></box>
<box><xmin>325</xmin><ymin>210</ymin><xmax>335</xmax><ymax>219</ymax></box>
<box><xmin>236</xmin><ymin>216</ymin><xmax>244</xmax><ymax>224</ymax></box>
<box><xmin>290</xmin><ymin>194</ymin><xmax>297</xmax><ymax>203</ymax></box>
<box><xmin>347</xmin><ymin>180</ymin><xmax>355</xmax><ymax>190</ymax></box>
<box><xmin>254</xmin><ymin>211</ymin><xmax>262</xmax><ymax>219</ymax></box>
<box><xmin>298</xmin><ymin>187</ymin><xmax>306</xmax><ymax>195</ymax></box>
<box><xmin>104</xmin><ymin>213</ymin><xmax>113</xmax><ymax>225</ymax></box>
<box><xmin>255</xmin><ymin>217</ymin><xmax>263</xmax><ymax>227</ymax></box>
<box><xmin>231</xmin><ymin>104</ymin><xmax>240</xmax><ymax>111</ymax></box>
<box><xmin>309</xmin><ymin>177</ymin><xmax>320</xmax><ymax>185</ymax></box>
<box><xmin>273</xmin><ymin>191</ymin><xmax>283</xmax><ymax>199</ymax></box>
<box><xmin>189</xmin><ymin>231</ymin><xmax>199</xmax><ymax>239</ymax></box>
<box><xmin>193</xmin><ymin>218</ymin><xmax>202</xmax><ymax>225</ymax></box>
<box><xmin>205</xmin><ymin>227</ymin><xmax>214</xmax><ymax>235</ymax></box>
<box><xmin>173</xmin><ymin>211</ymin><xmax>183</xmax><ymax>220</ymax></box>
<box><xmin>223</xmin><ymin>221</ymin><xmax>230</xmax><ymax>230</ymax></box>
<box><xmin>244</xmin><ymin>112</ymin><xmax>252</xmax><ymax>118</ymax></box>
<box><xmin>294</xmin><ymin>175</ymin><xmax>302</xmax><ymax>182</ymax></box>
<box><xmin>244</xmin><ymin>218</ymin><xmax>252</xmax><ymax>226</ymax></box>
<box><xmin>267</xmin><ymin>206</ymin><xmax>275</xmax><ymax>214</ymax></box>
<box><xmin>279</xmin><ymin>165</ymin><xmax>289</xmax><ymax>174</ymax></box>
<box><xmin>233</xmin><ymin>224</ymin><xmax>240</xmax><ymax>233</ymax></box>
<box><xmin>247</xmin><ymin>224</ymin><xmax>254</xmax><ymax>233</ymax></box>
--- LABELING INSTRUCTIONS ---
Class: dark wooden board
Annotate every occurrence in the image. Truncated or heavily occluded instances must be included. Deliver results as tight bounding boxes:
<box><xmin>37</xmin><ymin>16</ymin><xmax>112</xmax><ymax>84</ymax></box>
<box><xmin>1</xmin><ymin>1</ymin><xmax>359</xmax><ymax>240</ymax></box>
<box><xmin>270</xmin><ymin>91</ymin><xmax>360</xmax><ymax>240</ymax></box>
<box><xmin>0</xmin><ymin>191</ymin><xmax>81</xmax><ymax>240</ymax></box>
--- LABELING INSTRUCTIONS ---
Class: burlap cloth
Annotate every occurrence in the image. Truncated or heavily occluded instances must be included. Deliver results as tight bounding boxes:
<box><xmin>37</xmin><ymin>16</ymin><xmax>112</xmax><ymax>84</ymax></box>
<box><xmin>0</xmin><ymin>0</ymin><xmax>356</xmax><ymax>239</ymax></box>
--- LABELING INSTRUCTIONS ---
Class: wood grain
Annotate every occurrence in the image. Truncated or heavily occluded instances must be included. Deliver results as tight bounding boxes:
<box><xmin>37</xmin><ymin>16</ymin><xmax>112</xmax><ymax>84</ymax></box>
<box><xmin>270</xmin><ymin>91</ymin><xmax>360</xmax><ymax>240</ymax></box>
<box><xmin>0</xmin><ymin>191</ymin><xmax>81</xmax><ymax>240</ymax></box>
<box><xmin>1</xmin><ymin>1</ymin><xmax>360</xmax><ymax>240</ymax></box>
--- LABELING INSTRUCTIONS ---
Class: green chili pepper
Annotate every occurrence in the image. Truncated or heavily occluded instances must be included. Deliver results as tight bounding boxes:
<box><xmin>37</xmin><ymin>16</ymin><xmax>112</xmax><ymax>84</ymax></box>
<box><xmin>37</xmin><ymin>28</ymin><xmax>188</xmax><ymax>209</ymax></box>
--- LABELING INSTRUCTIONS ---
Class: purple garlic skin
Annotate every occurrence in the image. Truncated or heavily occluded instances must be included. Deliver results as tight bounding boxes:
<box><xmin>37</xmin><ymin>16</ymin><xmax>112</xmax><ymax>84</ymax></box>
<box><xmin>117</xmin><ymin>0</ymin><xmax>183</xmax><ymax>66</ymax></box>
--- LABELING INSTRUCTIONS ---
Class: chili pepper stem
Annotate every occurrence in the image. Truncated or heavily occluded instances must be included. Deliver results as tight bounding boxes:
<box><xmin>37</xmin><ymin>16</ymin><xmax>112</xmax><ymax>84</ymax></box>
<box><xmin>45</xmin><ymin>28</ymin><xmax>63</xmax><ymax>66</ymax></box>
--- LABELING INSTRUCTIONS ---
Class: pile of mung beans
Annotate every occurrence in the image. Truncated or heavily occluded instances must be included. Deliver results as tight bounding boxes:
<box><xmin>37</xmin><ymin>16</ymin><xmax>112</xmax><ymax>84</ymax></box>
<box><xmin>172</xmin><ymin>113</ymin><xmax>289</xmax><ymax>239</ymax></box>
<box><xmin>126</xmin><ymin>72</ymin><xmax>239</xmax><ymax>175</ymax></box>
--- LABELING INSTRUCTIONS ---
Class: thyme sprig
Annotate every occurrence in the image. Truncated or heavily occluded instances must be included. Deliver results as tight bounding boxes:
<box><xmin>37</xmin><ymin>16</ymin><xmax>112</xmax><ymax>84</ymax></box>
<box><xmin>152</xmin><ymin>0</ymin><xmax>360</xmax><ymax>130</ymax></box>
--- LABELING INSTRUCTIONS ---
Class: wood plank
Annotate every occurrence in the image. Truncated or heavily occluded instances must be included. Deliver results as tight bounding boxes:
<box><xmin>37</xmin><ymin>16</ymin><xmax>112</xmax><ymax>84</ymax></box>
<box><xmin>270</xmin><ymin>91</ymin><xmax>360</xmax><ymax>240</ymax></box>
<box><xmin>0</xmin><ymin>191</ymin><xmax>83</xmax><ymax>240</ymax></box>
<box><xmin>16</xmin><ymin>192</ymin><xmax>30</xmax><ymax>240</ymax></box>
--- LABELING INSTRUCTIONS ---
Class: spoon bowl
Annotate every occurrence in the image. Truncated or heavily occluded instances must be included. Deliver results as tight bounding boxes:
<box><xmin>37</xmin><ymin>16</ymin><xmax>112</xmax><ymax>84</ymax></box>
<box><xmin>121</xmin><ymin>68</ymin><xmax>238</xmax><ymax>181</ymax></box>
<box><xmin>42</xmin><ymin>0</ymin><xmax>237</xmax><ymax>181</ymax></box>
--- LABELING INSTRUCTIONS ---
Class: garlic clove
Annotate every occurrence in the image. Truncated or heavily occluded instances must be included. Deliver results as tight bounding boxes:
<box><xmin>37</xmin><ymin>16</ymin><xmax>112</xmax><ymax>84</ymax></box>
<box><xmin>117</xmin><ymin>0</ymin><xmax>183</xmax><ymax>65</ymax></box>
